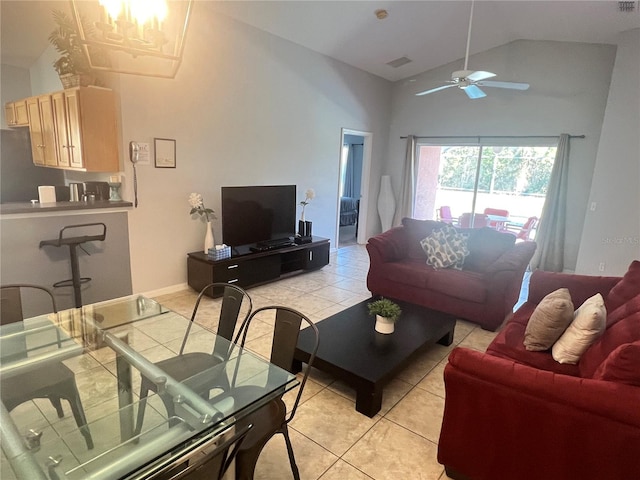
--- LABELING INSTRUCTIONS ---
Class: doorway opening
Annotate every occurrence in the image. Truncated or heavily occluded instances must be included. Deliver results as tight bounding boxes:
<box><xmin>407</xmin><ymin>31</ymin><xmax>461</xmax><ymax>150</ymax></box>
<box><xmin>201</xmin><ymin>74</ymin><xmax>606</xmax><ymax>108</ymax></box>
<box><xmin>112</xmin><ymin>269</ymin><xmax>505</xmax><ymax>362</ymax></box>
<box><xmin>337</xmin><ymin>129</ymin><xmax>372</xmax><ymax>248</ymax></box>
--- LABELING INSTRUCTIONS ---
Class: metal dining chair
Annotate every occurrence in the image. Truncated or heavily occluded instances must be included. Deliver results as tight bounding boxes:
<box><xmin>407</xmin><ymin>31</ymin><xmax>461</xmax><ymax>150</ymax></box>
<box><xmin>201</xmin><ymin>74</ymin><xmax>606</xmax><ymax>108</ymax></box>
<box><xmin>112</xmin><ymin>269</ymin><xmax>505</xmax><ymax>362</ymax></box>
<box><xmin>134</xmin><ymin>282</ymin><xmax>252</xmax><ymax>436</ymax></box>
<box><xmin>0</xmin><ymin>284</ymin><xmax>94</xmax><ymax>449</ymax></box>
<box><xmin>153</xmin><ymin>423</ymin><xmax>253</xmax><ymax>480</ymax></box>
<box><xmin>231</xmin><ymin>306</ymin><xmax>320</xmax><ymax>480</ymax></box>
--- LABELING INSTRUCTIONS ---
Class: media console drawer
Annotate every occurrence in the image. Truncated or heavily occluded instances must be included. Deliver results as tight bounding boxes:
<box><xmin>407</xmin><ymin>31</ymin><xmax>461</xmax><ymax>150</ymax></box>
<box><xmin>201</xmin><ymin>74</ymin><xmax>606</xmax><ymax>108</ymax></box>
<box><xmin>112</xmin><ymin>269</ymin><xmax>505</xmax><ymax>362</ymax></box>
<box><xmin>187</xmin><ymin>237</ymin><xmax>330</xmax><ymax>297</ymax></box>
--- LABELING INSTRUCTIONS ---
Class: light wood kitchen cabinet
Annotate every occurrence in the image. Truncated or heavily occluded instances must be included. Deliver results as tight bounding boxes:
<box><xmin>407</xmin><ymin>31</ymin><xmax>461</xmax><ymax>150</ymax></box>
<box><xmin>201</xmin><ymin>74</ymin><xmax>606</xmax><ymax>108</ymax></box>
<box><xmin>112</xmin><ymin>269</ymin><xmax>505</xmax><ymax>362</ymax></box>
<box><xmin>51</xmin><ymin>92</ymin><xmax>71</xmax><ymax>167</ymax></box>
<box><xmin>26</xmin><ymin>95</ymin><xmax>57</xmax><ymax>167</ymax></box>
<box><xmin>16</xmin><ymin>87</ymin><xmax>119</xmax><ymax>172</ymax></box>
<box><xmin>55</xmin><ymin>87</ymin><xmax>119</xmax><ymax>172</ymax></box>
<box><xmin>4</xmin><ymin>99</ymin><xmax>29</xmax><ymax>126</ymax></box>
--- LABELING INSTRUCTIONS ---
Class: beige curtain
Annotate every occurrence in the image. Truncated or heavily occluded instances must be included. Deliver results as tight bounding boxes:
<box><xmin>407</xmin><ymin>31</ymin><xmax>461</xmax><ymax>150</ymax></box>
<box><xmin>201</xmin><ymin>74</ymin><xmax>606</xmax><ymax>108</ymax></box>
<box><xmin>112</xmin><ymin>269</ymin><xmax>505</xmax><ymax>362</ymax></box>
<box><xmin>392</xmin><ymin>135</ymin><xmax>417</xmax><ymax>226</ymax></box>
<box><xmin>530</xmin><ymin>134</ymin><xmax>570</xmax><ymax>271</ymax></box>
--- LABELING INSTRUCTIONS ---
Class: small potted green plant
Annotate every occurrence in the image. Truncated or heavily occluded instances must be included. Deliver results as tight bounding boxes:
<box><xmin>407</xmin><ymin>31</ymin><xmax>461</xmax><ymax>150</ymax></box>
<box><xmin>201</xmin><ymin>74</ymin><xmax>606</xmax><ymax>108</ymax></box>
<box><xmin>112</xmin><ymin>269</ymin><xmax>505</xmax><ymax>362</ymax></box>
<box><xmin>368</xmin><ymin>297</ymin><xmax>402</xmax><ymax>334</ymax></box>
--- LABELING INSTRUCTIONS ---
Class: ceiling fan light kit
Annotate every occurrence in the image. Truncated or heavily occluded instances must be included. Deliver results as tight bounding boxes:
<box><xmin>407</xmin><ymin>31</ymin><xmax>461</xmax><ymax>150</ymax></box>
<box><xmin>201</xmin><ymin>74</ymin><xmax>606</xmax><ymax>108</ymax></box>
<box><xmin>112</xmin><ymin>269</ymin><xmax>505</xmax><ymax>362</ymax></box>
<box><xmin>416</xmin><ymin>0</ymin><xmax>530</xmax><ymax>100</ymax></box>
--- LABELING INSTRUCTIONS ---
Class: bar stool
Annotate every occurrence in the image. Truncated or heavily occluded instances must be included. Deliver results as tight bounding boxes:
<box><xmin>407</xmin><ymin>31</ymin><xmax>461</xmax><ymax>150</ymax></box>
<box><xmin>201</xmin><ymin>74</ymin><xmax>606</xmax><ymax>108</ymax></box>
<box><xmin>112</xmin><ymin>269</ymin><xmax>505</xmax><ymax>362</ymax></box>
<box><xmin>39</xmin><ymin>223</ymin><xmax>107</xmax><ymax>308</ymax></box>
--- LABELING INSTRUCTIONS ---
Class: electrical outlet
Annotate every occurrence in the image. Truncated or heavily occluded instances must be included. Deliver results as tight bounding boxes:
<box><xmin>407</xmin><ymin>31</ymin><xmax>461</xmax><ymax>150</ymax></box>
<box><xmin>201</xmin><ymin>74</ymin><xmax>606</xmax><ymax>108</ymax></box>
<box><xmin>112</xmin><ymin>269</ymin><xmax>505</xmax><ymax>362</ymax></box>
<box><xmin>590</xmin><ymin>202</ymin><xmax>597</xmax><ymax>212</ymax></box>
<box><xmin>599</xmin><ymin>262</ymin><xmax>605</xmax><ymax>272</ymax></box>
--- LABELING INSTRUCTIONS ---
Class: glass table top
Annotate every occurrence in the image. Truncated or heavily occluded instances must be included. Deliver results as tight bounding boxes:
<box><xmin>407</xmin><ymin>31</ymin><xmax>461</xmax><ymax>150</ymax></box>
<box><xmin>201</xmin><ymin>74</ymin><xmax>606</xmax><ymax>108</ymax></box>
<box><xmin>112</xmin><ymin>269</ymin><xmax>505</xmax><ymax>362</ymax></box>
<box><xmin>1</xmin><ymin>295</ymin><xmax>298</xmax><ymax>480</ymax></box>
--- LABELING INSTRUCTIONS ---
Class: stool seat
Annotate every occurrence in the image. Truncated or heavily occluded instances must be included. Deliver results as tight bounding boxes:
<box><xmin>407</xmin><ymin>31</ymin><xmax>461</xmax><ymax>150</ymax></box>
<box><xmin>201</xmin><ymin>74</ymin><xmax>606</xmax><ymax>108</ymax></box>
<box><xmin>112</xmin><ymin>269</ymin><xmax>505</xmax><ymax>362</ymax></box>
<box><xmin>40</xmin><ymin>233</ymin><xmax>107</xmax><ymax>248</ymax></box>
<box><xmin>39</xmin><ymin>223</ymin><xmax>107</xmax><ymax>308</ymax></box>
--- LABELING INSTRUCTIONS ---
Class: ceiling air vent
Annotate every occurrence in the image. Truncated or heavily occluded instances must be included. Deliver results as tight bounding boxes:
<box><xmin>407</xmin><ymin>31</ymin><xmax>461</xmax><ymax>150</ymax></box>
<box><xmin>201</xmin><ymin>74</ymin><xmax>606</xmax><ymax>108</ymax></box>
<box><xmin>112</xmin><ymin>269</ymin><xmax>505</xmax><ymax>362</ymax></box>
<box><xmin>386</xmin><ymin>56</ymin><xmax>412</xmax><ymax>68</ymax></box>
<box><xmin>618</xmin><ymin>1</ymin><xmax>636</xmax><ymax>12</ymax></box>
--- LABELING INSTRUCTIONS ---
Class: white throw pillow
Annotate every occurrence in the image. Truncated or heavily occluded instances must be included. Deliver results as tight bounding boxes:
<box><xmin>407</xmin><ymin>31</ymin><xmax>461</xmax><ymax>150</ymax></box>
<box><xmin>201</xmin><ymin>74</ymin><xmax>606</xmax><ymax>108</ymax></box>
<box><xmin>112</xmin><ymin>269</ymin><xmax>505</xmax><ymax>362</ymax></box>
<box><xmin>552</xmin><ymin>293</ymin><xmax>607</xmax><ymax>364</ymax></box>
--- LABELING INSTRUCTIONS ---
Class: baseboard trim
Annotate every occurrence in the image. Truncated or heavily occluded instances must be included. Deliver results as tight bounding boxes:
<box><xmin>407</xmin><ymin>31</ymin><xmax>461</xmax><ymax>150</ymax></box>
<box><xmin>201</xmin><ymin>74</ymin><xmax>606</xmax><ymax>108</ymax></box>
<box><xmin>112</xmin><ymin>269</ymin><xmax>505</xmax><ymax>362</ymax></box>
<box><xmin>140</xmin><ymin>283</ymin><xmax>190</xmax><ymax>298</ymax></box>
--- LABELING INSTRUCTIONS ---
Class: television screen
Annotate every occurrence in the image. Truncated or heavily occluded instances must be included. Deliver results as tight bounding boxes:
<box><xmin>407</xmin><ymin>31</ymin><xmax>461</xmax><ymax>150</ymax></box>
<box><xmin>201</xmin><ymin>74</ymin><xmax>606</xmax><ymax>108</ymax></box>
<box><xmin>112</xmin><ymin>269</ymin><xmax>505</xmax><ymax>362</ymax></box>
<box><xmin>221</xmin><ymin>185</ymin><xmax>296</xmax><ymax>247</ymax></box>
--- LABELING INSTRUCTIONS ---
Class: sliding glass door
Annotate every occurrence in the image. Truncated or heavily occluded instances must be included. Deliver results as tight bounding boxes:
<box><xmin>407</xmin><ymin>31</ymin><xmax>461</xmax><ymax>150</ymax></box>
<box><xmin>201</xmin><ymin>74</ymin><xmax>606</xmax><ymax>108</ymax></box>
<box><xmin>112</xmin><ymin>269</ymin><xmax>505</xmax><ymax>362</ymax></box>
<box><xmin>414</xmin><ymin>142</ymin><xmax>556</xmax><ymax>238</ymax></box>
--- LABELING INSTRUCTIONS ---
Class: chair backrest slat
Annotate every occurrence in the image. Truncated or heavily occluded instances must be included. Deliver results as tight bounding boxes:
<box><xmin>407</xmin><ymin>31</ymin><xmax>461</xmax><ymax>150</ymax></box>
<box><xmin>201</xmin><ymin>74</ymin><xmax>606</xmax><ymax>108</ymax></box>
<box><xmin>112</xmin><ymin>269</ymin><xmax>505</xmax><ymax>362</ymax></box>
<box><xmin>0</xmin><ymin>286</ymin><xmax>23</xmax><ymax>325</ymax></box>
<box><xmin>270</xmin><ymin>309</ymin><xmax>303</xmax><ymax>370</ymax></box>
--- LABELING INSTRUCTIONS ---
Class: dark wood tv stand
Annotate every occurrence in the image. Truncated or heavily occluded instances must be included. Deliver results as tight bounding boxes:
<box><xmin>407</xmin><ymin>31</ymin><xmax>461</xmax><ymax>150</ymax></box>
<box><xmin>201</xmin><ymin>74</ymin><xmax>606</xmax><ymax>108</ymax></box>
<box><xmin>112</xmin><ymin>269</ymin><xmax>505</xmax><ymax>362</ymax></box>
<box><xmin>187</xmin><ymin>236</ymin><xmax>330</xmax><ymax>297</ymax></box>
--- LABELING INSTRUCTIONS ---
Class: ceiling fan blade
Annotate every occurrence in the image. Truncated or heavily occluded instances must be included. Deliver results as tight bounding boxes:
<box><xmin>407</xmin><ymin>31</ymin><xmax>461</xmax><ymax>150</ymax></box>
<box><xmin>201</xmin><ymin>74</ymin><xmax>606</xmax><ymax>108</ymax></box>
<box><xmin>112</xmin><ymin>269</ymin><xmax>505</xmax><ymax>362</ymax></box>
<box><xmin>464</xmin><ymin>85</ymin><xmax>486</xmax><ymax>99</ymax></box>
<box><xmin>480</xmin><ymin>80</ymin><xmax>530</xmax><ymax>90</ymax></box>
<box><xmin>416</xmin><ymin>84</ymin><xmax>457</xmax><ymax>96</ymax></box>
<box><xmin>466</xmin><ymin>70</ymin><xmax>496</xmax><ymax>82</ymax></box>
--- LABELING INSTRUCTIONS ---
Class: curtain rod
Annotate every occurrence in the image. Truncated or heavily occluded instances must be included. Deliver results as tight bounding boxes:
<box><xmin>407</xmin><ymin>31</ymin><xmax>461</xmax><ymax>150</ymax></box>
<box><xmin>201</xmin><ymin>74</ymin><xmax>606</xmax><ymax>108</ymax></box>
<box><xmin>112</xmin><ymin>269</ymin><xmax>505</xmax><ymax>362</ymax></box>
<box><xmin>400</xmin><ymin>134</ymin><xmax>586</xmax><ymax>140</ymax></box>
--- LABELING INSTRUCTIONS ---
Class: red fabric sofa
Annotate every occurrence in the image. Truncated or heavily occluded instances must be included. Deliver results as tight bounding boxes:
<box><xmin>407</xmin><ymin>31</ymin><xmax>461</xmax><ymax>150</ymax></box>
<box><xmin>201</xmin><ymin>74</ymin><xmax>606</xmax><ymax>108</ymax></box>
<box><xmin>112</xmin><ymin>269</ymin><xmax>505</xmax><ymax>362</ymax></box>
<box><xmin>366</xmin><ymin>218</ymin><xmax>536</xmax><ymax>331</ymax></box>
<box><xmin>438</xmin><ymin>262</ymin><xmax>640</xmax><ymax>480</ymax></box>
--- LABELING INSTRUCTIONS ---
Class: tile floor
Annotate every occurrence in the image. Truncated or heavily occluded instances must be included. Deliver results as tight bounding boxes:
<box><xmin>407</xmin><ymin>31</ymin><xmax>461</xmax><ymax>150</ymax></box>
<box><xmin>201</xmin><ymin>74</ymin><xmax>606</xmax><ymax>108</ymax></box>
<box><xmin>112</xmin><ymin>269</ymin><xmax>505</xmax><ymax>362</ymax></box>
<box><xmin>3</xmin><ymin>244</ymin><xmax>503</xmax><ymax>480</ymax></box>
<box><xmin>156</xmin><ymin>245</ymin><xmax>501</xmax><ymax>480</ymax></box>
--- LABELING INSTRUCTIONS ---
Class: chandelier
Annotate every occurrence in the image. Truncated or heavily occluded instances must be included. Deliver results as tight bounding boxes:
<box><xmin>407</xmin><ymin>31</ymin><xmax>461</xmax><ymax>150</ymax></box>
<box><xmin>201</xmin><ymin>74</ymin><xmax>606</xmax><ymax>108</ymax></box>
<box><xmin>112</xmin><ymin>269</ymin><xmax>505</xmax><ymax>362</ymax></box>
<box><xmin>70</xmin><ymin>0</ymin><xmax>193</xmax><ymax>79</ymax></box>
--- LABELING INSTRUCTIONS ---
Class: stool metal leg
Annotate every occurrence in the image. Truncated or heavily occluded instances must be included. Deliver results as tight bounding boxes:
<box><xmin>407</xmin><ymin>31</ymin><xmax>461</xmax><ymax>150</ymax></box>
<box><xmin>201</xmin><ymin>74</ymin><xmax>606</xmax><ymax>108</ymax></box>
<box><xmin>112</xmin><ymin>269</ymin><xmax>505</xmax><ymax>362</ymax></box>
<box><xmin>68</xmin><ymin>245</ymin><xmax>82</xmax><ymax>308</ymax></box>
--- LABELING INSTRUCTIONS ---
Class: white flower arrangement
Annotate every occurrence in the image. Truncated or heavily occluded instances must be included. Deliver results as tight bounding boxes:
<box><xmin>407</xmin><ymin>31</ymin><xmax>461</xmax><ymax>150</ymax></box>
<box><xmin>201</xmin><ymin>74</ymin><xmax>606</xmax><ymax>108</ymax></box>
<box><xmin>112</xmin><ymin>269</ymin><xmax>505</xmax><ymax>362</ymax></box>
<box><xmin>299</xmin><ymin>188</ymin><xmax>315</xmax><ymax>221</ymax></box>
<box><xmin>188</xmin><ymin>193</ymin><xmax>216</xmax><ymax>222</ymax></box>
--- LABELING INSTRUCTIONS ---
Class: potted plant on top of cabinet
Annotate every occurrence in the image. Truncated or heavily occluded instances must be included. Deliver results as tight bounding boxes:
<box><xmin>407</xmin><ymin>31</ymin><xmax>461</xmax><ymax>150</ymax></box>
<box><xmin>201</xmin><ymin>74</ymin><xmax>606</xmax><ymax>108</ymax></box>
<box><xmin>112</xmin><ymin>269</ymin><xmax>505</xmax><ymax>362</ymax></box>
<box><xmin>48</xmin><ymin>10</ymin><xmax>101</xmax><ymax>88</ymax></box>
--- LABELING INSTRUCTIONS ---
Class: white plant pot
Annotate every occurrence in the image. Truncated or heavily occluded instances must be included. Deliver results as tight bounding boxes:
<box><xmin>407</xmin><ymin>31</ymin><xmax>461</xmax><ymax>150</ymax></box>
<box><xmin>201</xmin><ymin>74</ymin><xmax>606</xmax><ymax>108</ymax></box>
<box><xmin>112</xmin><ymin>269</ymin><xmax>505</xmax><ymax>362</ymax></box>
<box><xmin>375</xmin><ymin>314</ymin><xmax>395</xmax><ymax>334</ymax></box>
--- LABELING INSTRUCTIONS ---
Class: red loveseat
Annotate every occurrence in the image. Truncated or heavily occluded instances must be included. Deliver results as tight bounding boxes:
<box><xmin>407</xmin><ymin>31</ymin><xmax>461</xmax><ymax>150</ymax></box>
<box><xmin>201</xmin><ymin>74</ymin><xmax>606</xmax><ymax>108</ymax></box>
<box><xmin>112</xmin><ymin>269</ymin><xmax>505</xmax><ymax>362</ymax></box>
<box><xmin>438</xmin><ymin>262</ymin><xmax>640</xmax><ymax>480</ymax></box>
<box><xmin>366</xmin><ymin>218</ymin><xmax>536</xmax><ymax>331</ymax></box>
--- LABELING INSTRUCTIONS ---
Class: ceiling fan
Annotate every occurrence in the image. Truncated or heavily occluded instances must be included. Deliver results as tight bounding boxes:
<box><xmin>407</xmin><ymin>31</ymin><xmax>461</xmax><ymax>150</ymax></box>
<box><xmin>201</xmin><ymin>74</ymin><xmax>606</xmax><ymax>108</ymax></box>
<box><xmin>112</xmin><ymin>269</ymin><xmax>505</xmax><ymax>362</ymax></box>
<box><xmin>416</xmin><ymin>0</ymin><xmax>530</xmax><ymax>99</ymax></box>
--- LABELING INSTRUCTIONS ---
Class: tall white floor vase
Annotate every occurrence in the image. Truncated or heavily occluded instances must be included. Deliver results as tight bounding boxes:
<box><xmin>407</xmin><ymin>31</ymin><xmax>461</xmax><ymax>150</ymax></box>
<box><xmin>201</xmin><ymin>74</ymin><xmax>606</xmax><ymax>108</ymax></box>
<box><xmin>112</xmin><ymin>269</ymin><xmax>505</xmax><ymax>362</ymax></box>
<box><xmin>204</xmin><ymin>221</ymin><xmax>214</xmax><ymax>254</ymax></box>
<box><xmin>377</xmin><ymin>175</ymin><xmax>396</xmax><ymax>232</ymax></box>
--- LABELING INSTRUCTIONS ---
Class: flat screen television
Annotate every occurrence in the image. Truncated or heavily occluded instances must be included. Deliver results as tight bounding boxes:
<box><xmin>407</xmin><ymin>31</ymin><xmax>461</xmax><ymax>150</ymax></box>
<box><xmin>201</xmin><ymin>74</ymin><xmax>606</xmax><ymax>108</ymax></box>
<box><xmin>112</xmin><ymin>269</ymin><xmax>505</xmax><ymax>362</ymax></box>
<box><xmin>221</xmin><ymin>185</ymin><xmax>297</xmax><ymax>247</ymax></box>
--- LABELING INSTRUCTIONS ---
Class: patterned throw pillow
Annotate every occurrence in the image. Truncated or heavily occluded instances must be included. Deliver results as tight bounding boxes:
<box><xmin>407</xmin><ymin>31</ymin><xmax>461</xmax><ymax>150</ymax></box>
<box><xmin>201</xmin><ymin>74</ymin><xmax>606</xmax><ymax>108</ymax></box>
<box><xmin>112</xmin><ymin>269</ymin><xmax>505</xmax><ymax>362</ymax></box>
<box><xmin>420</xmin><ymin>225</ymin><xmax>469</xmax><ymax>270</ymax></box>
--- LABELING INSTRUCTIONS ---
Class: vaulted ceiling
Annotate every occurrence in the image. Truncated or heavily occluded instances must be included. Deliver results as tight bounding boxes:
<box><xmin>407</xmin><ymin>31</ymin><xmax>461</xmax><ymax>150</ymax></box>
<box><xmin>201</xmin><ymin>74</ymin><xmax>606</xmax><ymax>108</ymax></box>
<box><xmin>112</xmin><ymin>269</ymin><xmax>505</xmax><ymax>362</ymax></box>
<box><xmin>2</xmin><ymin>1</ymin><xmax>639</xmax><ymax>81</ymax></box>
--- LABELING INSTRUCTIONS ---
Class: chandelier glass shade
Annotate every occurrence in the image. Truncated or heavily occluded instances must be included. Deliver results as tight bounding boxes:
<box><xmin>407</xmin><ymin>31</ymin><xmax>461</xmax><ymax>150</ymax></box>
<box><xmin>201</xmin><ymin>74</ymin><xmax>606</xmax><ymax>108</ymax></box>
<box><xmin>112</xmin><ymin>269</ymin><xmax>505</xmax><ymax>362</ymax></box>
<box><xmin>70</xmin><ymin>0</ymin><xmax>192</xmax><ymax>79</ymax></box>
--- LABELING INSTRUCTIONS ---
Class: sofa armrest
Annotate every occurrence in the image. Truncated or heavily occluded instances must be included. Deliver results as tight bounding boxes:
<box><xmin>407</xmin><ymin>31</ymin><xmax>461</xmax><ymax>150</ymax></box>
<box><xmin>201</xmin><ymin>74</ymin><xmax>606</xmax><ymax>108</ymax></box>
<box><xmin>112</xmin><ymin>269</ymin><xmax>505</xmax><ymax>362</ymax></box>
<box><xmin>366</xmin><ymin>226</ymin><xmax>408</xmax><ymax>263</ymax></box>
<box><xmin>438</xmin><ymin>347</ymin><xmax>640</xmax><ymax>480</ymax></box>
<box><xmin>528</xmin><ymin>269</ymin><xmax>621</xmax><ymax>306</ymax></box>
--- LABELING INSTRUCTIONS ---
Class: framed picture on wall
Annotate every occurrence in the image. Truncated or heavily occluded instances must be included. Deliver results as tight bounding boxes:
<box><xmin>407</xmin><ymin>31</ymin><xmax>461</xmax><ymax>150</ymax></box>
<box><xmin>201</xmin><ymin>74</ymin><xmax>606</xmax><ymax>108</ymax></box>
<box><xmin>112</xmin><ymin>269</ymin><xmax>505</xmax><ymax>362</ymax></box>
<box><xmin>154</xmin><ymin>138</ymin><xmax>176</xmax><ymax>168</ymax></box>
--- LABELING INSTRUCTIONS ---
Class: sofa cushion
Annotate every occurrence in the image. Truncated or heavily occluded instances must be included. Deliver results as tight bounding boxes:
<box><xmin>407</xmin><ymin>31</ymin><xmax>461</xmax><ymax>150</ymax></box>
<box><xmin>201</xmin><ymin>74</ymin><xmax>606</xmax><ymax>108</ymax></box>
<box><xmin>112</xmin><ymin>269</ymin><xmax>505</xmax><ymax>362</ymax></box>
<box><xmin>379</xmin><ymin>259</ymin><xmax>433</xmax><ymax>288</ymax></box>
<box><xmin>426</xmin><ymin>268</ymin><xmax>487</xmax><ymax>303</ymax></box>
<box><xmin>463</xmin><ymin>228</ymin><xmax>516</xmax><ymax>272</ymax></box>
<box><xmin>487</xmin><ymin>320</ymin><xmax>581</xmax><ymax>376</ymax></box>
<box><xmin>579</xmin><ymin>310</ymin><xmax>640</xmax><ymax>378</ymax></box>
<box><xmin>607</xmin><ymin>293</ymin><xmax>640</xmax><ymax>328</ymax></box>
<box><xmin>592</xmin><ymin>340</ymin><xmax>640</xmax><ymax>386</ymax></box>
<box><xmin>524</xmin><ymin>288</ymin><xmax>574</xmax><ymax>351</ymax></box>
<box><xmin>401</xmin><ymin>218</ymin><xmax>447</xmax><ymax>260</ymax></box>
<box><xmin>552</xmin><ymin>293</ymin><xmax>607</xmax><ymax>364</ymax></box>
<box><xmin>605</xmin><ymin>260</ymin><xmax>640</xmax><ymax>312</ymax></box>
<box><xmin>420</xmin><ymin>224</ymin><xmax>469</xmax><ymax>270</ymax></box>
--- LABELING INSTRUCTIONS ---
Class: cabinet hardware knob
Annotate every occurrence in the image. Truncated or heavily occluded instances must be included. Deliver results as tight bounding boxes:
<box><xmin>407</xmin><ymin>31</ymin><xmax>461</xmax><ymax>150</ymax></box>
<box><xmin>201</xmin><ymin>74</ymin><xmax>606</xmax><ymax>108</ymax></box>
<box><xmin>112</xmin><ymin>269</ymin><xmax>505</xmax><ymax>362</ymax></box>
<box><xmin>228</xmin><ymin>264</ymin><xmax>239</xmax><ymax>269</ymax></box>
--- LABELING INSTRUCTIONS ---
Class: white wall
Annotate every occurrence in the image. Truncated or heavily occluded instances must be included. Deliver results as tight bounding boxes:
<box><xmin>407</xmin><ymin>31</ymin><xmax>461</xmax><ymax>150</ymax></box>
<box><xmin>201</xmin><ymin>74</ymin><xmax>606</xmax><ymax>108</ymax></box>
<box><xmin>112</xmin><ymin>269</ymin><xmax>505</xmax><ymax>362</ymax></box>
<box><xmin>116</xmin><ymin>5</ymin><xmax>391</xmax><ymax>293</ymax></box>
<box><xmin>0</xmin><ymin>64</ymin><xmax>31</xmax><ymax>128</ymax></box>
<box><xmin>388</xmin><ymin>40</ymin><xmax>616</xmax><ymax>272</ymax></box>
<box><xmin>577</xmin><ymin>29</ymin><xmax>640</xmax><ymax>275</ymax></box>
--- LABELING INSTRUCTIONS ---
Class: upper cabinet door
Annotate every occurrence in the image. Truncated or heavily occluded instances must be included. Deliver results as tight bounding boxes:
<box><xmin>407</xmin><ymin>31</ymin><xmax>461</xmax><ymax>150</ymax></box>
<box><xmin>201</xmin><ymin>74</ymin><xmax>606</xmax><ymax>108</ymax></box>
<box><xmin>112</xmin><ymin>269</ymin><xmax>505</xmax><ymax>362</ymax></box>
<box><xmin>13</xmin><ymin>100</ymin><xmax>29</xmax><ymax>125</ymax></box>
<box><xmin>4</xmin><ymin>100</ymin><xmax>29</xmax><ymax>127</ymax></box>
<box><xmin>64</xmin><ymin>89</ymin><xmax>85</xmax><ymax>170</ymax></box>
<box><xmin>26</xmin><ymin>97</ymin><xmax>45</xmax><ymax>165</ymax></box>
<box><xmin>52</xmin><ymin>92</ymin><xmax>71</xmax><ymax>167</ymax></box>
<box><xmin>38</xmin><ymin>95</ymin><xmax>58</xmax><ymax>167</ymax></box>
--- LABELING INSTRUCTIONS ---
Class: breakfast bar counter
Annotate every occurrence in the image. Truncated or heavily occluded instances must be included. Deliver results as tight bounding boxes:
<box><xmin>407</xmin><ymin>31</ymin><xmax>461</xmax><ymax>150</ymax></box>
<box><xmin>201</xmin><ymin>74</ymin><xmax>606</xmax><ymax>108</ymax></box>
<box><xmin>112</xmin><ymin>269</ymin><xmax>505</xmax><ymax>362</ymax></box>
<box><xmin>0</xmin><ymin>200</ymin><xmax>133</xmax><ymax>216</ymax></box>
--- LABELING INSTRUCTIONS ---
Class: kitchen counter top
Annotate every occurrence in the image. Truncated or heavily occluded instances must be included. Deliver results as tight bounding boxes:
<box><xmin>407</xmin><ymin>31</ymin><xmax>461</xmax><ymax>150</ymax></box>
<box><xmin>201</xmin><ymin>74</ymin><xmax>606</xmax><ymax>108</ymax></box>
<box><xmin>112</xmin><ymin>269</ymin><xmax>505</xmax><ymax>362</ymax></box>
<box><xmin>0</xmin><ymin>200</ymin><xmax>133</xmax><ymax>215</ymax></box>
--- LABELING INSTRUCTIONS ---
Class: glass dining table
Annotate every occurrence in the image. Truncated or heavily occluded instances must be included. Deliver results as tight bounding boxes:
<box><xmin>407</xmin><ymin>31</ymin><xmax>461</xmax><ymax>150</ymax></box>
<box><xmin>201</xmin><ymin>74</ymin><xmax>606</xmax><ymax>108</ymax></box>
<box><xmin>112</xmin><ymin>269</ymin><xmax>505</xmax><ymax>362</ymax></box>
<box><xmin>0</xmin><ymin>295</ymin><xmax>298</xmax><ymax>480</ymax></box>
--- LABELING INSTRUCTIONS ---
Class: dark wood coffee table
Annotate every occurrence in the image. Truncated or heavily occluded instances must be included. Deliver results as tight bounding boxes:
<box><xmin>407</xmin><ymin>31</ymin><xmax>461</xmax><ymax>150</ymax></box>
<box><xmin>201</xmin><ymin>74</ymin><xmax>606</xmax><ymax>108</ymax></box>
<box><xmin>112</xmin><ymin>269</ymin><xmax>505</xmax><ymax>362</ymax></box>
<box><xmin>293</xmin><ymin>297</ymin><xmax>456</xmax><ymax>417</ymax></box>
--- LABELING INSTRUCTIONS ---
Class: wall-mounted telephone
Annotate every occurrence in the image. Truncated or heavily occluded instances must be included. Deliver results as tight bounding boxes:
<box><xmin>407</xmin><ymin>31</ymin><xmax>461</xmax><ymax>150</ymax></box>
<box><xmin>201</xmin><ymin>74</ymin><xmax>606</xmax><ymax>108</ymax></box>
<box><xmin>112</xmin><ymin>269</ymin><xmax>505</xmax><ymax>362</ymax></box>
<box><xmin>129</xmin><ymin>141</ymin><xmax>140</xmax><ymax>164</ymax></box>
<box><xmin>129</xmin><ymin>141</ymin><xmax>139</xmax><ymax>207</ymax></box>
